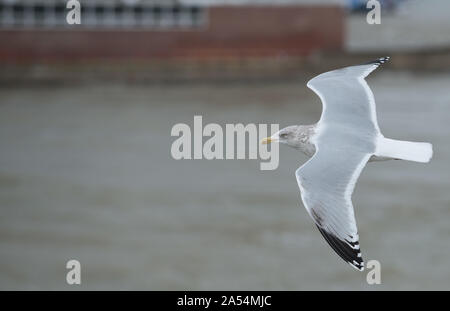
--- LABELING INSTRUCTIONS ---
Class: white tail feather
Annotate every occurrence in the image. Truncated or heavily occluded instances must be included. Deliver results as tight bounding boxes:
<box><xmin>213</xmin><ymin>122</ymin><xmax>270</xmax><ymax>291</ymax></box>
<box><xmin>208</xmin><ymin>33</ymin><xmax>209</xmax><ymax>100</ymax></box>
<box><xmin>376</xmin><ymin>137</ymin><xmax>433</xmax><ymax>163</ymax></box>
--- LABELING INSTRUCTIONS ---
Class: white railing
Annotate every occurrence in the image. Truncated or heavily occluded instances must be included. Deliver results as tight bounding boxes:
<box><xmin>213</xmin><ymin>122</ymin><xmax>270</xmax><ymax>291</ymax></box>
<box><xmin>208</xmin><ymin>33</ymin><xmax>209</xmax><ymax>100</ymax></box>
<box><xmin>0</xmin><ymin>0</ymin><xmax>207</xmax><ymax>29</ymax></box>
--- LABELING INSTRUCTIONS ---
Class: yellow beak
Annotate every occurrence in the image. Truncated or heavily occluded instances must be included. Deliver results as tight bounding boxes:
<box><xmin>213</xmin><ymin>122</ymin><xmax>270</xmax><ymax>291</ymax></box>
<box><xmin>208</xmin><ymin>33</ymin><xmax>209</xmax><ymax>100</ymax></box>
<box><xmin>261</xmin><ymin>137</ymin><xmax>272</xmax><ymax>144</ymax></box>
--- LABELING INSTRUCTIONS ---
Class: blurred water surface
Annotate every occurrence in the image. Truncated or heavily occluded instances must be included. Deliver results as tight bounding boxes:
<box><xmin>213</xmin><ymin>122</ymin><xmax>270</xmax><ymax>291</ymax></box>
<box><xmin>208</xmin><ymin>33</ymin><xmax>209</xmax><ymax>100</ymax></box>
<box><xmin>0</xmin><ymin>72</ymin><xmax>449</xmax><ymax>290</ymax></box>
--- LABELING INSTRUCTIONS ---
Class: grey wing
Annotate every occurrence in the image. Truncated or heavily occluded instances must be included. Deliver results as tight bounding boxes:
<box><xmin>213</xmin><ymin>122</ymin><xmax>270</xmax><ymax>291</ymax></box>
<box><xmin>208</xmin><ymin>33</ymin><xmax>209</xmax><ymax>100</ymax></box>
<box><xmin>295</xmin><ymin>57</ymin><xmax>389</xmax><ymax>270</ymax></box>
<box><xmin>307</xmin><ymin>57</ymin><xmax>389</xmax><ymax>136</ymax></box>
<box><xmin>296</xmin><ymin>141</ymin><xmax>371</xmax><ymax>271</ymax></box>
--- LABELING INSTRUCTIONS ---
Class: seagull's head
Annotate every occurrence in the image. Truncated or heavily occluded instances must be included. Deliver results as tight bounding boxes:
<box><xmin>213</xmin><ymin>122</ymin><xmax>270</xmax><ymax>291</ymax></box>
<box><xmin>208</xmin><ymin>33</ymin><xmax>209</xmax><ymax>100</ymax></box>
<box><xmin>261</xmin><ymin>126</ymin><xmax>299</xmax><ymax>147</ymax></box>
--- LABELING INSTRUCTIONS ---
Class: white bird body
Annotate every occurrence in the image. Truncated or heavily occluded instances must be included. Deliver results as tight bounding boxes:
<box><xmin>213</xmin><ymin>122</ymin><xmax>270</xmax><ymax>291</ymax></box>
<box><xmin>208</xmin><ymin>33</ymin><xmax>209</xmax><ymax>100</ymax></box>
<box><xmin>293</xmin><ymin>124</ymin><xmax>432</xmax><ymax>163</ymax></box>
<box><xmin>262</xmin><ymin>57</ymin><xmax>433</xmax><ymax>271</ymax></box>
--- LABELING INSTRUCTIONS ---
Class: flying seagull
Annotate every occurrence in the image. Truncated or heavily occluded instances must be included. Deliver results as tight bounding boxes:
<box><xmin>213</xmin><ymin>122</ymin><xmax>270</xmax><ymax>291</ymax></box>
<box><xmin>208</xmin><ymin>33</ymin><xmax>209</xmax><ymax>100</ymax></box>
<box><xmin>261</xmin><ymin>57</ymin><xmax>433</xmax><ymax>271</ymax></box>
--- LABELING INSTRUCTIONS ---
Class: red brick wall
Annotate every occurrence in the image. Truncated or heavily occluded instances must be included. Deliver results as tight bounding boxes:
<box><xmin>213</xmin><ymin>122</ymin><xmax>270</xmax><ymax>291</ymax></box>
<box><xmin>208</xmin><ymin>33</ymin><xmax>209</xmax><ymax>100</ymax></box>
<box><xmin>0</xmin><ymin>6</ymin><xmax>344</xmax><ymax>63</ymax></box>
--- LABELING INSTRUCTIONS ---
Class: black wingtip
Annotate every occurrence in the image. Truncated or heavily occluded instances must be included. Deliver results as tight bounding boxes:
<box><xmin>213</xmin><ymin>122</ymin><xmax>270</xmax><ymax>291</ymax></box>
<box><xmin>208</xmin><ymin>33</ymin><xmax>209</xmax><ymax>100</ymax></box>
<box><xmin>316</xmin><ymin>225</ymin><xmax>365</xmax><ymax>271</ymax></box>
<box><xmin>366</xmin><ymin>56</ymin><xmax>390</xmax><ymax>66</ymax></box>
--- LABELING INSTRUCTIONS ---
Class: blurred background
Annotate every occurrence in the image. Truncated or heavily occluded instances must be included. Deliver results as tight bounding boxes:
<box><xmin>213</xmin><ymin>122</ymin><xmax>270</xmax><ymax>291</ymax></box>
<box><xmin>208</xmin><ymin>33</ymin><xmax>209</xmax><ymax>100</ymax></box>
<box><xmin>0</xmin><ymin>0</ymin><xmax>449</xmax><ymax>290</ymax></box>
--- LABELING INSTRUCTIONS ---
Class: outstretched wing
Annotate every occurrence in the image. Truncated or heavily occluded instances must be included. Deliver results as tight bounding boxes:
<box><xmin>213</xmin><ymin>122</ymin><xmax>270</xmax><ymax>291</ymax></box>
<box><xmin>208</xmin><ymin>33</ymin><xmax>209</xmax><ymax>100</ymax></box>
<box><xmin>296</xmin><ymin>57</ymin><xmax>389</xmax><ymax>270</ymax></box>
<box><xmin>307</xmin><ymin>56</ymin><xmax>389</xmax><ymax>134</ymax></box>
<box><xmin>296</xmin><ymin>142</ymin><xmax>370</xmax><ymax>271</ymax></box>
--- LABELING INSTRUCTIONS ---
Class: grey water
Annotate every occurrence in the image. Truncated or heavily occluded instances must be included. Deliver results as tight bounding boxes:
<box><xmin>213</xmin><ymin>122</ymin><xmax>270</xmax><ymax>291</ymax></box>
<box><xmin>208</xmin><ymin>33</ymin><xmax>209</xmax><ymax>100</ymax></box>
<box><xmin>0</xmin><ymin>72</ymin><xmax>449</xmax><ymax>290</ymax></box>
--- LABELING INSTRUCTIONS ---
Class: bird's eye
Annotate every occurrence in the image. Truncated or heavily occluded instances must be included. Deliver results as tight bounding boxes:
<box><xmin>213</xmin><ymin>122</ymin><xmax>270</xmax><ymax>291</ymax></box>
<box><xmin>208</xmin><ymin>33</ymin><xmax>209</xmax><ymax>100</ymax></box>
<box><xmin>280</xmin><ymin>133</ymin><xmax>288</xmax><ymax>138</ymax></box>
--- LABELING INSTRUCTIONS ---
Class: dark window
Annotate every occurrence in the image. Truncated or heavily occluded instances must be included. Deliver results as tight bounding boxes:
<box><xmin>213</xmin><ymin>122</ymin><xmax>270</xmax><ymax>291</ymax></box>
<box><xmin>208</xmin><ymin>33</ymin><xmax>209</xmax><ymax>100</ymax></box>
<box><xmin>13</xmin><ymin>4</ymin><xmax>24</xmax><ymax>23</ymax></box>
<box><xmin>172</xmin><ymin>6</ymin><xmax>181</xmax><ymax>15</ymax></box>
<box><xmin>55</xmin><ymin>4</ymin><xmax>65</xmax><ymax>14</ymax></box>
<box><xmin>13</xmin><ymin>4</ymin><xmax>24</xmax><ymax>14</ymax></box>
<box><xmin>134</xmin><ymin>6</ymin><xmax>143</xmax><ymax>15</ymax></box>
<box><xmin>114</xmin><ymin>5</ymin><xmax>124</xmax><ymax>15</ymax></box>
<box><xmin>95</xmin><ymin>5</ymin><xmax>104</xmax><ymax>16</ymax></box>
<box><xmin>152</xmin><ymin>6</ymin><xmax>162</xmax><ymax>16</ymax></box>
